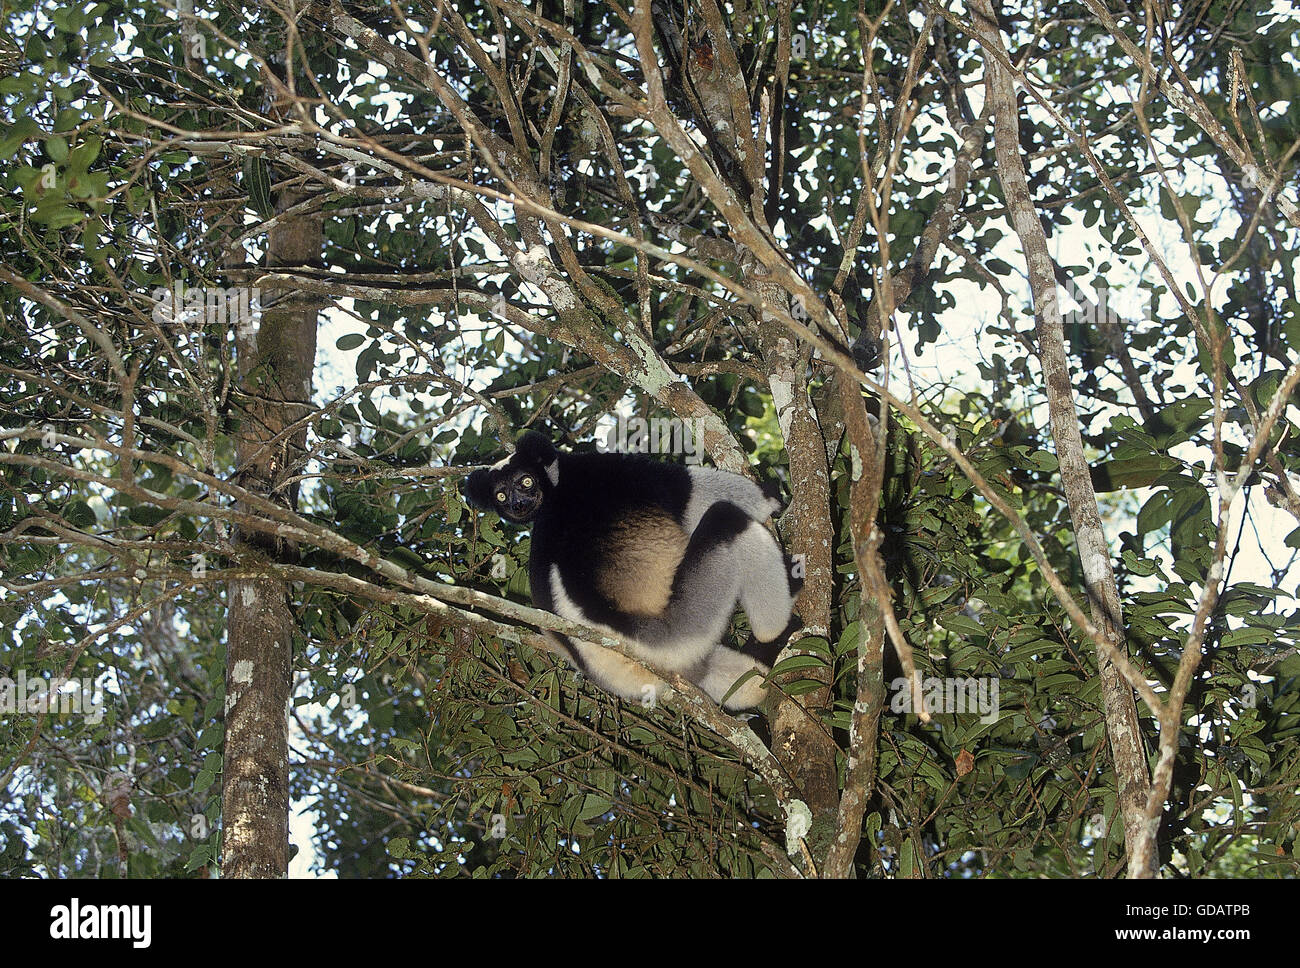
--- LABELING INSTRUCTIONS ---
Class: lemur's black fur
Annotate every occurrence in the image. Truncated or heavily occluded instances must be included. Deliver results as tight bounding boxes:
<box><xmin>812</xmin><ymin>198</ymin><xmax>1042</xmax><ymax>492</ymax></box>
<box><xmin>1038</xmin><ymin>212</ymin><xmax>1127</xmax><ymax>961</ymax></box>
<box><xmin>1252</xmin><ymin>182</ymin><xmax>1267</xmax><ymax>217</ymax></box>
<box><xmin>463</xmin><ymin>431</ymin><xmax>801</xmax><ymax>710</ymax></box>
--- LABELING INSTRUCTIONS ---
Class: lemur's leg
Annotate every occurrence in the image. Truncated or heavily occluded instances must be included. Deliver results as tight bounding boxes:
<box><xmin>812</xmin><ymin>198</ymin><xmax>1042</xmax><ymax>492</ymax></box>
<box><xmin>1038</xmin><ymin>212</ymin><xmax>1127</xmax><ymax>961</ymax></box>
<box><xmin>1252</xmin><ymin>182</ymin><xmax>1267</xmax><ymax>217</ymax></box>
<box><xmin>542</xmin><ymin>504</ymin><xmax>751</xmax><ymax>675</ymax></box>
<box><xmin>694</xmin><ymin>646</ymin><xmax>771</xmax><ymax>710</ymax></box>
<box><xmin>548</xmin><ymin>633</ymin><xmax>669</xmax><ymax>709</ymax></box>
<box><xmin>734</xmin><ymin>525</ymin><xmax>801</xmax><ymax>643</ymax></box>
<box><xmin>682</xmin><ymin>467</ymin><xmax>782</xmax><ymax>530</ymax></box>
<box><xmin>627</xmin><ymin>500</ymin><xmax>798</xmax><ymax>647</ymax></box>
<box><xmin>548</xmin><ymin>502</ymin><xmax>798</xmax><ymax>711</ymax></box>
<box><xmin>615</xmin><ymin>502</ymin><xmax>756</xmax><ymax>659</ymax></box>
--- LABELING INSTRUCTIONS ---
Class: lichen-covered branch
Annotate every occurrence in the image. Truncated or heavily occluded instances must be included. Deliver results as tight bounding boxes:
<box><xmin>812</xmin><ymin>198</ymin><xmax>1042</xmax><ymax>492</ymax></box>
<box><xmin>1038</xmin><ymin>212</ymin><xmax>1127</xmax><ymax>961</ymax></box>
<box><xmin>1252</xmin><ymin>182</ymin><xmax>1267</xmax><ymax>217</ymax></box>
<box><xmin>969</xmin><ymin>0</ymin><xmax>1153</xmax><ymax>878</ymax></box>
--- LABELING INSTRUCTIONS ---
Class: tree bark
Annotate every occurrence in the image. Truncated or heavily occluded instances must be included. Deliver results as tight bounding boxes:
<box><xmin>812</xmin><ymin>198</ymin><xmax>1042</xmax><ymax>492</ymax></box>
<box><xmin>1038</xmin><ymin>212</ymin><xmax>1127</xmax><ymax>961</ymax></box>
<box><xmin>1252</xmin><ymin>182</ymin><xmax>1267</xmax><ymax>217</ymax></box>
<box><xmin>822</xmin><ymin>375</ymin><xmax>887</xmax><ymax>879</ymax></box>
<box><xmin>969</xmin><ymin>0</ymin><xmax>1155</xmax><ymax>877</ymax></box>
<box><xmin>756</xmin><ymin>280</ymin><xmax>841</xmax><ymax>873</ymax></box>
<box><xmin>221</xmin><ymin>182</ymin><xmax>321</xmax><ymax>878</ymax></box>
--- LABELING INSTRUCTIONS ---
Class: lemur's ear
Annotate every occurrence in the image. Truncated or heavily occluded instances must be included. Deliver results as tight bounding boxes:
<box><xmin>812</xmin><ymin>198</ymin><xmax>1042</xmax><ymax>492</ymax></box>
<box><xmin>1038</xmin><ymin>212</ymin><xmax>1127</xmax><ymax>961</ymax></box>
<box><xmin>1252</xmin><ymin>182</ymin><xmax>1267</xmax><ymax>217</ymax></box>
<box><xmin>462</xmin><ymin>468</ymin><xmax>496</xmax><ymax>510</ymax></box>
<box><xmin>514</xmin><ymin>430</ymin><xmax>556</xmax><ymax>465</ymax></box>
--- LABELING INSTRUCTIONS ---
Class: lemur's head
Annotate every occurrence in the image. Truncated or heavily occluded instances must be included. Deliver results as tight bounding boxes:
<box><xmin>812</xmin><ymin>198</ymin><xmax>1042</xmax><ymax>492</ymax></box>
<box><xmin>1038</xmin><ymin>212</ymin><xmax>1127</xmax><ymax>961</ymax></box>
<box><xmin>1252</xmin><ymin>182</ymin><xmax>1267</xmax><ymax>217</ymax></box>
<box><xmin>462</xmin><ymin>431</ymin><xmax>558</xmax><ymax>523</ymax></box>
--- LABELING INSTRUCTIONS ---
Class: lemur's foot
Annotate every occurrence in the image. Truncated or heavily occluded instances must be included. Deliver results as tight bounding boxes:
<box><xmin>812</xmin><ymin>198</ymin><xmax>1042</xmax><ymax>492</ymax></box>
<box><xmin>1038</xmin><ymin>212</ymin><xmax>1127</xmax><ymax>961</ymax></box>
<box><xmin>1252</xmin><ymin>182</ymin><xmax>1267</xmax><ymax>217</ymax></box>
<box><xmin>741</xmin><ymin>612</ymin><xmax>804</xmax><ymax>667</ymax></box>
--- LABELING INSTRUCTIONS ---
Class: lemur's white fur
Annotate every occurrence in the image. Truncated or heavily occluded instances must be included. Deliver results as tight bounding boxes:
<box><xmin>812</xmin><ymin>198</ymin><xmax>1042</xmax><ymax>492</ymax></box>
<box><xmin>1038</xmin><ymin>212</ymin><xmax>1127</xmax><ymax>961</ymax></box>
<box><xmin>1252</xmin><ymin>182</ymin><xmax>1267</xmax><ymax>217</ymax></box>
<box><xmin>546</xmin><ymin>512</ymin><xmax>791</xmax><ymax>712</ymax></box>
<box><xmin>467</xmin><ymin>435</ymin><xmax>798</xmax><ymax>712</ymax></box>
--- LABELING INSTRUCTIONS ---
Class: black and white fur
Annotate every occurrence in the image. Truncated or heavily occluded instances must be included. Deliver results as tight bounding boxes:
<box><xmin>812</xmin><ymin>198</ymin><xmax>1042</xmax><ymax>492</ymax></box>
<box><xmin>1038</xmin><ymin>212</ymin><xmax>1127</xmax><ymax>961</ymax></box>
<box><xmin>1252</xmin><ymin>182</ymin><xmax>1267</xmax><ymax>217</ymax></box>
<box><xmin>463</xmin><ymin>431</ymin><xmax>802</xmax><ymax>711</ymax></box>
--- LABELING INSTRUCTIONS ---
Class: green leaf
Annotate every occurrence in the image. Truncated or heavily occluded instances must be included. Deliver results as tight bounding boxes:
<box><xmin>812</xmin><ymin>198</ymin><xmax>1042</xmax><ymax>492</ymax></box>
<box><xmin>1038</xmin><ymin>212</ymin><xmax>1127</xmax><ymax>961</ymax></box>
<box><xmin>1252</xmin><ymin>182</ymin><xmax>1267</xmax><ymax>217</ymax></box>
<box><xmin>184</xmin><ymin>845</ymin><xmax>212</xmax><ymax>872</ymax></box>
<box><xmin>67</xmin><ymin>137</ymin><xmax>102</xmax><ymax>170</ymax></box>
<box><xmin>835</xmin><ymin>621</ymin><xmax>861</xmax><ymax>655</ymax></box>
<box><xmin>578</xmin><ymin>795</ymin><xmax>612</xmax><ymax>821</ymax></box>
<box><xmin>0</xmin><ymin>117</ymin><xmax>41</xmax><ymax>158</ymax></box>
<box><xmin>32</xmin><ymin>198</ymin><xmax>84</xmax><ymax>229</ymax></box>
<box><xmin>769</xmin><ymin>652</ymin><xmax>829</xmax><ymax>676</ymax></box>
<box><xmin>1146</xmin><ymin>399</ymin><xmax>1211</xmax><ymax>447</ymax></box>
<box><xmin>1137</xmin><ymin>490</ymin><xmax>1171</xmax><ymax>536</ymax></box>
<box><xmin>128</xmin><ymin>505</ymin><xmax>171</xmax><ymax>527</ymax></box>
<box><xmin>1090</xmin><ymin>454</ymin><xmax>1179</xmax><ymax>491</ymax></box>
<box><xmin>1220</xmin><ymin>627</ymin><xmax>1276</xmax><ymax>648</ymax></box>
<box><xmin>937</xmin><ymin>613</ymin><xmax>986</xmax><ymax>637</ymax></box>
<box><xmin>243</xmin><ymin>155</ymin><xmax>274</xmax><ymax>217</ymax></box>
<box><xmin>62</xmin><ymin>500</ymin><xmax>95</xmax><ymax>528</ymax></box>
<box><xmin>784</xmin><ymin>678</ymin><xmax>826</xmax><ymax>696</ymax></box>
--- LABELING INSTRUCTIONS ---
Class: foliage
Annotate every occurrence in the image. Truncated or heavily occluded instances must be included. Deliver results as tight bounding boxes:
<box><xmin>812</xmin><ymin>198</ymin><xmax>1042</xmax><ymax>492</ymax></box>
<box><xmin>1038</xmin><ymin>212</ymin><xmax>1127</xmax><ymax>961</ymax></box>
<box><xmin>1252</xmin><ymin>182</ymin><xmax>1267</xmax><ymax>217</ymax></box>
<box><xmin>1</xmin><ymin>0</ymin><xmax>1298</xmax><ymax>877</ymax></box>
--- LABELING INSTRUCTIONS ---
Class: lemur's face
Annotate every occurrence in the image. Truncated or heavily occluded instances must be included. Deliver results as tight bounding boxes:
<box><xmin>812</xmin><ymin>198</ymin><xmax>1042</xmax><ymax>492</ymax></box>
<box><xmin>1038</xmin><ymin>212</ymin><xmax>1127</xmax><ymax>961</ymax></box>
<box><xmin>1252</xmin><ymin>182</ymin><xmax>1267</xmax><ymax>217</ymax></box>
<box><xmin>490</xmin><ymin>466</ymin><xmax>544</xmax><ymax>522</ymax></box>
<box><xmin>463</xmin><ymin>434</ymin><xmax>557</xmax><ymax>523</ymax></box>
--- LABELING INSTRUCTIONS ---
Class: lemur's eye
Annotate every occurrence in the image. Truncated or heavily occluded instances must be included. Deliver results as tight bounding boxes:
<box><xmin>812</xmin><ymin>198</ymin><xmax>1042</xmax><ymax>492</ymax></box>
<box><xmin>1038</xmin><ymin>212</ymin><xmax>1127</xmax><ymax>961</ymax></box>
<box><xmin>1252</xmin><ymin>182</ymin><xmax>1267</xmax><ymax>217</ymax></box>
<box><xmin>496</xmin><ymin>491</ymin><xmax>507</xmax><ymax>503</ymax></box>
<box><xmin>521</xmin><ymin>476</ymin><xmax>534</xmax><ymax>488</ymax></box>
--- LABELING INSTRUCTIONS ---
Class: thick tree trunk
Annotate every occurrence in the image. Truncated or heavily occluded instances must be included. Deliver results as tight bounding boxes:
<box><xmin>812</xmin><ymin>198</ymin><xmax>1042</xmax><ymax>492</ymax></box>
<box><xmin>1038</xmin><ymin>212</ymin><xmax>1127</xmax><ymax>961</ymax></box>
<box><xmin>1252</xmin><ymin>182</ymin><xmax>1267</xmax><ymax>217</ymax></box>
<box><xmin>221</xmin><ymin>185</ymin><xmax>321</xmax><ymax>878</ymax></box>
<box><xmin>756</xmin><ymin>281</ymin><xmax>841</xmax><ymax>873</ymax></box>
